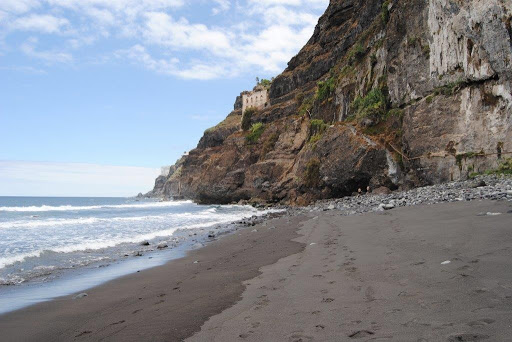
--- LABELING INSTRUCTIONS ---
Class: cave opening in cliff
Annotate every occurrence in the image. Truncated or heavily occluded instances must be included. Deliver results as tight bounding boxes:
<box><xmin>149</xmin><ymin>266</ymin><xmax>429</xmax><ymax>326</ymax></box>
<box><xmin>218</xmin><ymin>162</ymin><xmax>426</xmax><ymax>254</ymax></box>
<box><xmin>330</xmin><ymin>176</ymin><xmax>372</xmax><ymax>198</ymax></box>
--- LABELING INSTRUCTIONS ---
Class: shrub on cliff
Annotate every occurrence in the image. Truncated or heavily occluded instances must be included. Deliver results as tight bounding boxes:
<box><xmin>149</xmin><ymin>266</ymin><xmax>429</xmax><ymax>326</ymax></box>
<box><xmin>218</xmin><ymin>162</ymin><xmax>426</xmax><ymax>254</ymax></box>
<box><xmin>309</xmin><ymin>119</ymin><xmax>329</xmax><ymax>145</ymax></box>
<box><xmin>486</xmin><ymin>158</ymin><xmax>512</xmax><ymax>176</ymax></box>
<box><xmin>351</xmin><ymin>88</ymin><xmax>387</xmax><ymax>121</ymax></box>
<box><xmin>315</xmin><ymin>76</ymin><xmax>336</xmax><ymax>102</ymax></box>
<box><xmin>310</xmin><ymin>119</ymin><xmax>328</xmax><ymax>136</ymax></box>
<box><xmin>246</xmin><ymin>122</ymin><xmax>265</xmax><ymax>144</ymax></box>
<box><xmin>304</xmin><ymin>158</ymin><xmax>321</xmax><ymax>188</ymax></box>
<box><xmin>347</xmin><ymin>43</ymin><xmax>366</xmax><ymax>64</ymax></box>
<box><xmin>299</xmin><ymin>96</ymin><xmax>314</xmax><ymax>117</ymax></box>
<box><xmin>242</xmin><ymin>107</ymin><xmax>257</xmax><ymax>131</ymax></box>
<box><xmin>259</xmin><ymin>78</ymin><xmax>272</xmax><ymax>89</ymax></box>
<box><xmin>381</xmin><ymin>1</ymin><xmax>390</xmax><ymax>24</ymax></box>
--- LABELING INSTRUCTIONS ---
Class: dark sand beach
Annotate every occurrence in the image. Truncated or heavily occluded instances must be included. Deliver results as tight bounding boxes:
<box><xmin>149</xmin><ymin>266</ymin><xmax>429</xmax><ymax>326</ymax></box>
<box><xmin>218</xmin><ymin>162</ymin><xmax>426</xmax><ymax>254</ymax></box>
<box><xmin>1</xmin><ymin>200</ymin><xmax>511</xmax><ymax>341</ymax></box>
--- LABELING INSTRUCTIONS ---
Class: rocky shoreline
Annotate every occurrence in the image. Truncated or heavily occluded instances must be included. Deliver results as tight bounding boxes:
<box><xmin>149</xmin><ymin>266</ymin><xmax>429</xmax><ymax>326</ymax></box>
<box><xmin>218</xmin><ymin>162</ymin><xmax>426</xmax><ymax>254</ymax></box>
<box><xmin>143</xmin><ymin>175</ymin><xmax>512</xmax><ymax>266</ymax></box>
<box><xmin>297</xmin><ymin>175</ymin><xmax>512</xmax><ymax>215</ymax></box>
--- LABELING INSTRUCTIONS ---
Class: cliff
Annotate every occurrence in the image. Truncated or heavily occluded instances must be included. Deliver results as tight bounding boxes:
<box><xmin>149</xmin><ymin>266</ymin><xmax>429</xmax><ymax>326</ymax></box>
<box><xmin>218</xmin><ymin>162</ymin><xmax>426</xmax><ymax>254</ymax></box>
<box><xmin>150</xmin><ymin>0</ymin><xmax>512</xmax><ymax>205</ymax></box>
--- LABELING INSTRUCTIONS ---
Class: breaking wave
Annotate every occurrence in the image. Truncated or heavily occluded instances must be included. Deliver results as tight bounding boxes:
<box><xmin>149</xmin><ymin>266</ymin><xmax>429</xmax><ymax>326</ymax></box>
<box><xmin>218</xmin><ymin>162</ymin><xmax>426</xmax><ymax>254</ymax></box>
<box><xmin>0</xmin><ymin>200</ymin><xmax>193</xmax><ymax>212</ymax></box>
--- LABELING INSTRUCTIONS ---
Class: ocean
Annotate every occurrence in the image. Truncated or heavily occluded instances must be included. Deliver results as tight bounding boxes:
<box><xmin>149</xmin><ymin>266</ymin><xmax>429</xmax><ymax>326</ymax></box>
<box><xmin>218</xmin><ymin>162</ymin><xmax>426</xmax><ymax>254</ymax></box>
<box><xmin>0</xmin><ymin>196</ymin><xmax>277</xmax><ymax>312</ymax></box>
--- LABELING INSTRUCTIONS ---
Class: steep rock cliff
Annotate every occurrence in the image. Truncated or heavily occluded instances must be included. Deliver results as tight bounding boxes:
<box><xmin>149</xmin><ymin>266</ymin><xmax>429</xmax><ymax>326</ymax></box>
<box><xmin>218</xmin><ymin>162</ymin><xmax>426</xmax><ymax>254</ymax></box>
<box><xmin>150</xmin><ymin>0</ymin><xmax>512</xmax><ymax>205</ymax></box>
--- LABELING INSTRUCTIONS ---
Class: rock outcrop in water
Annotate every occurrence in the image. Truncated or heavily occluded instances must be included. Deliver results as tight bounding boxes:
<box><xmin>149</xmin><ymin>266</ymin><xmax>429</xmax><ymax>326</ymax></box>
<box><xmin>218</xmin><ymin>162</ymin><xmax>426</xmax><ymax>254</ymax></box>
<box><xmin>149</xmin><ymin>0</ymin><xmax>512</xmax><ymax>205</ymax></box>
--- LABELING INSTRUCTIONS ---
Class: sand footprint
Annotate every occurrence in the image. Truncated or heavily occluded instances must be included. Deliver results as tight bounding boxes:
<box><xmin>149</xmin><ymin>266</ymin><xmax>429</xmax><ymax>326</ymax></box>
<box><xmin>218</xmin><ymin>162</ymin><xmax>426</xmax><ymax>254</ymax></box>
<box><xmin>467</xmin><ymin>318</ymin><xmax>495</xmax><ymax>327</ymax></box>
<box><xmin>251</xmin><ymin>322</ymin><xmax>261</xmax><ymax>329</ymax></box>
<box><xmin>287</xmin><ymin>332</ymin><xmax>313</xmax><ymax>342</ymax></box>
<box><xmin>447</xmin><ymin>333</ymin><xmax>489</xmax><ymax>341</ymax></box>
<box><xmin>109</xmin><ymin>320</ymin><xmax>125</xmax><ymax>326</ymax></box>
<box><xmin>348</xmin><ymin>330</ymin><xmax>375</xmax><ymax>339</ymax></box>
<box><xmin>75</xmin><ymin>331</ymin><xmax>92</xmax><ymax>338</ymax></box>
<box><xmin>365</xmin><ymin>286</ymin><xmax>376</xmax><ymax>302</ymax></box>
<box><xmin>239</xmin><ymin>331</ymin><xmax>254</xmax><ymax>339</ymax></box>
<box><xmin>315</xmin><ymin>324</ymin><xmax>325</xmax><ymax>332</ymax></box>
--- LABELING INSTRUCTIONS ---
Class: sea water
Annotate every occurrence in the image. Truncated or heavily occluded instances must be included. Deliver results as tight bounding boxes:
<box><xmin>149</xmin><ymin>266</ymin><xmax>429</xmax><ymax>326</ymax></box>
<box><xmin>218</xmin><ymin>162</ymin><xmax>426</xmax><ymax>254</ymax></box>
<box><xmin>0</xmin><ymin>197</ymin><xmax>275</xmax><ymax>287</ymax></box>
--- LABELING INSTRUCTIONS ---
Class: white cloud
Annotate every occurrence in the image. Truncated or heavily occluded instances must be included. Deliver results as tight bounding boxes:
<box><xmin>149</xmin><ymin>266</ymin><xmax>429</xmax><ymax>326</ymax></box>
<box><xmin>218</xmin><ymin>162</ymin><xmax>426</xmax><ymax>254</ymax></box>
<box><xmin>212</xmin><ymin>0</ymin><xmax>230</xmax><ymax>15</ymax></box>
<box><xmin>84</xmin><ymin>7</ymin><xmax>116</xmax><ymax>26</ymax></box>
<box><xmin>1</xmin><ymin>0</ymin><xmax>330</xmax><ymax>79</ymax></box>
<box><xmin>250</xmin><ymin>5</ymin><xmax>319</xmax><ymax>27</ymax></box>
<box><xmin>134</xmin><ymin>1</ymin><xmax>328</xmax><ymax>77</ymax></box>
<box><xmin>235</xmin><ymin>23</ymin><xmax>316</xmax><ymax>73</ymax></box>
<box><xmin>117</xmin><ymin>44</ymin><xmax>178</xmax><ymax>73</ymax></box>
<box><xmin>143</xmin><ymin>12</ymin><xmax>231</xmax><ymax>52</ymax></box>
<box><xmin>67</xmin><ymin>36</ymin><xmax>96</xmax><ymax>49</ymax></box>
<box><xmin>175</xmin><ymin>62</ymin><xmax>226</xmax><ymax>80</ymax></box>
<box><xmin>0</xmin><ymin>160</ymin><xmax>160</xmax><ymax>197</ymax></box>
<box><xmin>21</xmin><ymin>37</ymin><xmax>73</xmax><ymax>63</ymax></box>
<box><xmin>247</xmin><ymin>0</ymin><xmax>327</xmax><ymax>8</ymax></box>
<box><xmin>117</xmin><ymin>44</ymin><xmax>225</xmax><ymax>80</ymax></box>
<box><xmin>0</xmin><ymin>0</ymin><xmax>40</xmax><ymax>14</ymax></box>
<box><xmin>45</xmin><ymin>0</ymin><xmax>184</xmax><ymax>12</ymax></box>
<box><xmin>10</xmin><ymin>14</ymin><xmax>70</xmax><ymax>33</ymax></box>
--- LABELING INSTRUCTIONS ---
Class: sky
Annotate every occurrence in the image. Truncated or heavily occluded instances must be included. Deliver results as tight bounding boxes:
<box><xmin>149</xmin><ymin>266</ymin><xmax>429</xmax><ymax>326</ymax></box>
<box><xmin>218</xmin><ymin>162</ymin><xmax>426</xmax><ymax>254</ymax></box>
<box><xmin>0</xmin><ymin>0</ymin><xmax>329</xmax><ymax>197</ymax></box>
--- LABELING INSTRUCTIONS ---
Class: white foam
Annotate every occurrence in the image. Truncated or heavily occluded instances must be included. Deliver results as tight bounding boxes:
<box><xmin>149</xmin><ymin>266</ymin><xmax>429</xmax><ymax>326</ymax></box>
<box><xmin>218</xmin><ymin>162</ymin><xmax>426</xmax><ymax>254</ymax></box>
<box><xmin>0</xmin><ymin>217</ymin><xmax>100</xmax><ymax>229</ymax></box>
<box><xmin>0</xmin><ymin>205</ymin><xmax>283</xmax><ymax>270</ymax></box>
<box><xmin>0</xmin><ymin>210</ymin><xmax>246</xmax><ymax>230</ymax></box>
<box><xmin>0</xmin><ymin>200</ymin><xmax>193</xmax><ymax>212</ymax></box>
<box><xmin>0</xmin><ymin>205</ymin><xmax>269</xmax><ymax>230</ymax></box>
<box><xmin>0</xmin><ymin>251</ymin><xmax>43</xmax><ymax>269</ymax></box>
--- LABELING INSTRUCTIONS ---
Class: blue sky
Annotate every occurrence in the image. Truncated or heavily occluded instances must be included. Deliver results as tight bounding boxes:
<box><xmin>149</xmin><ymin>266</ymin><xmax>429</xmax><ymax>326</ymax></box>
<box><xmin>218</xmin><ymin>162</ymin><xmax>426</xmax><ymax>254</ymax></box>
<box><xmin>0</xmin><ymin>0</ymin><xmax>328</xmax><ymax>196</ymax></box>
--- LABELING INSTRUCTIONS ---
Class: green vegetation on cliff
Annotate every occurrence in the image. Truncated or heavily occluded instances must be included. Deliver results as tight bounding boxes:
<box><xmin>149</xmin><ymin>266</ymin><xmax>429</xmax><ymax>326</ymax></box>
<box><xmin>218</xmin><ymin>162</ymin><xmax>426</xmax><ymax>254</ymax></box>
<box><xmin>381</xmin><ymin>1</ymin><xmax>390</xmax><ymax>24</ymax></box>
<box><xmin>242</xmin><ymin>107</ymin><xmax>257</xmax><ymax>131</ymax></box>
<box><xmin>246</xmin><ymin>122</ymin><xmax>265</xmax><ymax>144</ymax></box>
<box><xmin>315</xmin><ymin>76</ymin><xmax>336</xmax><ymax>102</ymax></box>
<box><xmin>351</xmin><ymin>88</ymin><xmax>387</xmax><ymax>120</ymax></box>
<box><xmin>256</xmin><ymin>77</ymin><xmax>274</xmax><ymax>89</ymax></box>
<box><xmin>309</xmin><ymin>119</ymin><xmax>329</xmax><ymax>145</ymax></box>
<box><xmin>487</xmin><ymin>158</ymin><xmax>512</xmax><ymax>175</ymax></box>
<box><xmin>298</xmin><ymin>95</ymin><xmax>314</xmax><ymax>117</ymax></box>
<box><xmin>347</xmin><ymin>43</ymin><xmax>366</xmax><ymax>64</ymax></box>
<box><xmin>310</xmin><ymin>119</ymin><xmax>328</xmax><ymax>135</ymax></box>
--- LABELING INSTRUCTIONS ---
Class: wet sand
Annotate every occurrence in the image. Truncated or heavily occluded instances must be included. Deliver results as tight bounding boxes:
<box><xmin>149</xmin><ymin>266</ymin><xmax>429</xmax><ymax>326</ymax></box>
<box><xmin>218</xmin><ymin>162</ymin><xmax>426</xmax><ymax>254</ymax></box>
<box><xmin>1</xmin><ymin>200</ymin><xmax>512</xmax><ymax>341</ymax></box>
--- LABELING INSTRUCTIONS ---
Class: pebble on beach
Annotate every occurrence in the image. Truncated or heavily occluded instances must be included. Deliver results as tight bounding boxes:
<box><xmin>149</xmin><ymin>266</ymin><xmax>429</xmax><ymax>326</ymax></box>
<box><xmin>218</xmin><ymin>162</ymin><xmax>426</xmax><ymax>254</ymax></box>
<box><xmin>301</xmin><ymin>175</ymin><xmax>512</xmax><ymax>216</ymax></box>
<box><xmin>157</xmin><ymin>242</ymin><xmax>168</xmax><ymax>249</ymax></box>
<box><xmin>73</xmin><ymin>293</ymin><xmax>88</xmax><ymax>299</ymax></box>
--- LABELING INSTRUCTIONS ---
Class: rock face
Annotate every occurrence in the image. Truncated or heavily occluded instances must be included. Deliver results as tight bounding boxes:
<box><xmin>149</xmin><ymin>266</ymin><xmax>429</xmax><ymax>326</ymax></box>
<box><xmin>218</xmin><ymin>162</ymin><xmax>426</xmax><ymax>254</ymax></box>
<box><xmin>149</xmin><ymin>0</ymin><xmax>512</xmax><ymax>205</ymax></box>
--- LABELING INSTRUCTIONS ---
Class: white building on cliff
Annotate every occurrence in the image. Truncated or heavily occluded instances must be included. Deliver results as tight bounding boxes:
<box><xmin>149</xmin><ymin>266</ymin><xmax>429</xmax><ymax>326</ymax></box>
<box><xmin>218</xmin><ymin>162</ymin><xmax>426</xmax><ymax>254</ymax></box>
<box><xmin>242</xmin><ymin>85</ymin><xmax>269</xmax><ymax>113</ymax></box>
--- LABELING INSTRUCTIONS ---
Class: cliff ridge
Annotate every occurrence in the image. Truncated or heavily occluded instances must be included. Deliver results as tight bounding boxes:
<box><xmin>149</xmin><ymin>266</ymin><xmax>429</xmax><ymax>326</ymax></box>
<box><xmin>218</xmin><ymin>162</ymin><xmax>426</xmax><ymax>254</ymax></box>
<box><xmin>149</xmin><ymin>0</ymin><xmax>512</xmax><ymax>205</ymax></box>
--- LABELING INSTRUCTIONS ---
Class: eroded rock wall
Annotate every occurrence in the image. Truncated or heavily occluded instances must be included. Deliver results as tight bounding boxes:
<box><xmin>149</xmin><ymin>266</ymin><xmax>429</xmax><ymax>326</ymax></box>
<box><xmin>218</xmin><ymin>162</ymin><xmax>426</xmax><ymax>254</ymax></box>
<box><xmin>402</xmin><ymin>0</ymin><xmax>512</xmax><ymax>184</ymax></box>
<box><xmin>149</xmin><ymin>0</ymin><xmax>512</xmax><ymax>204</ymax></box>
